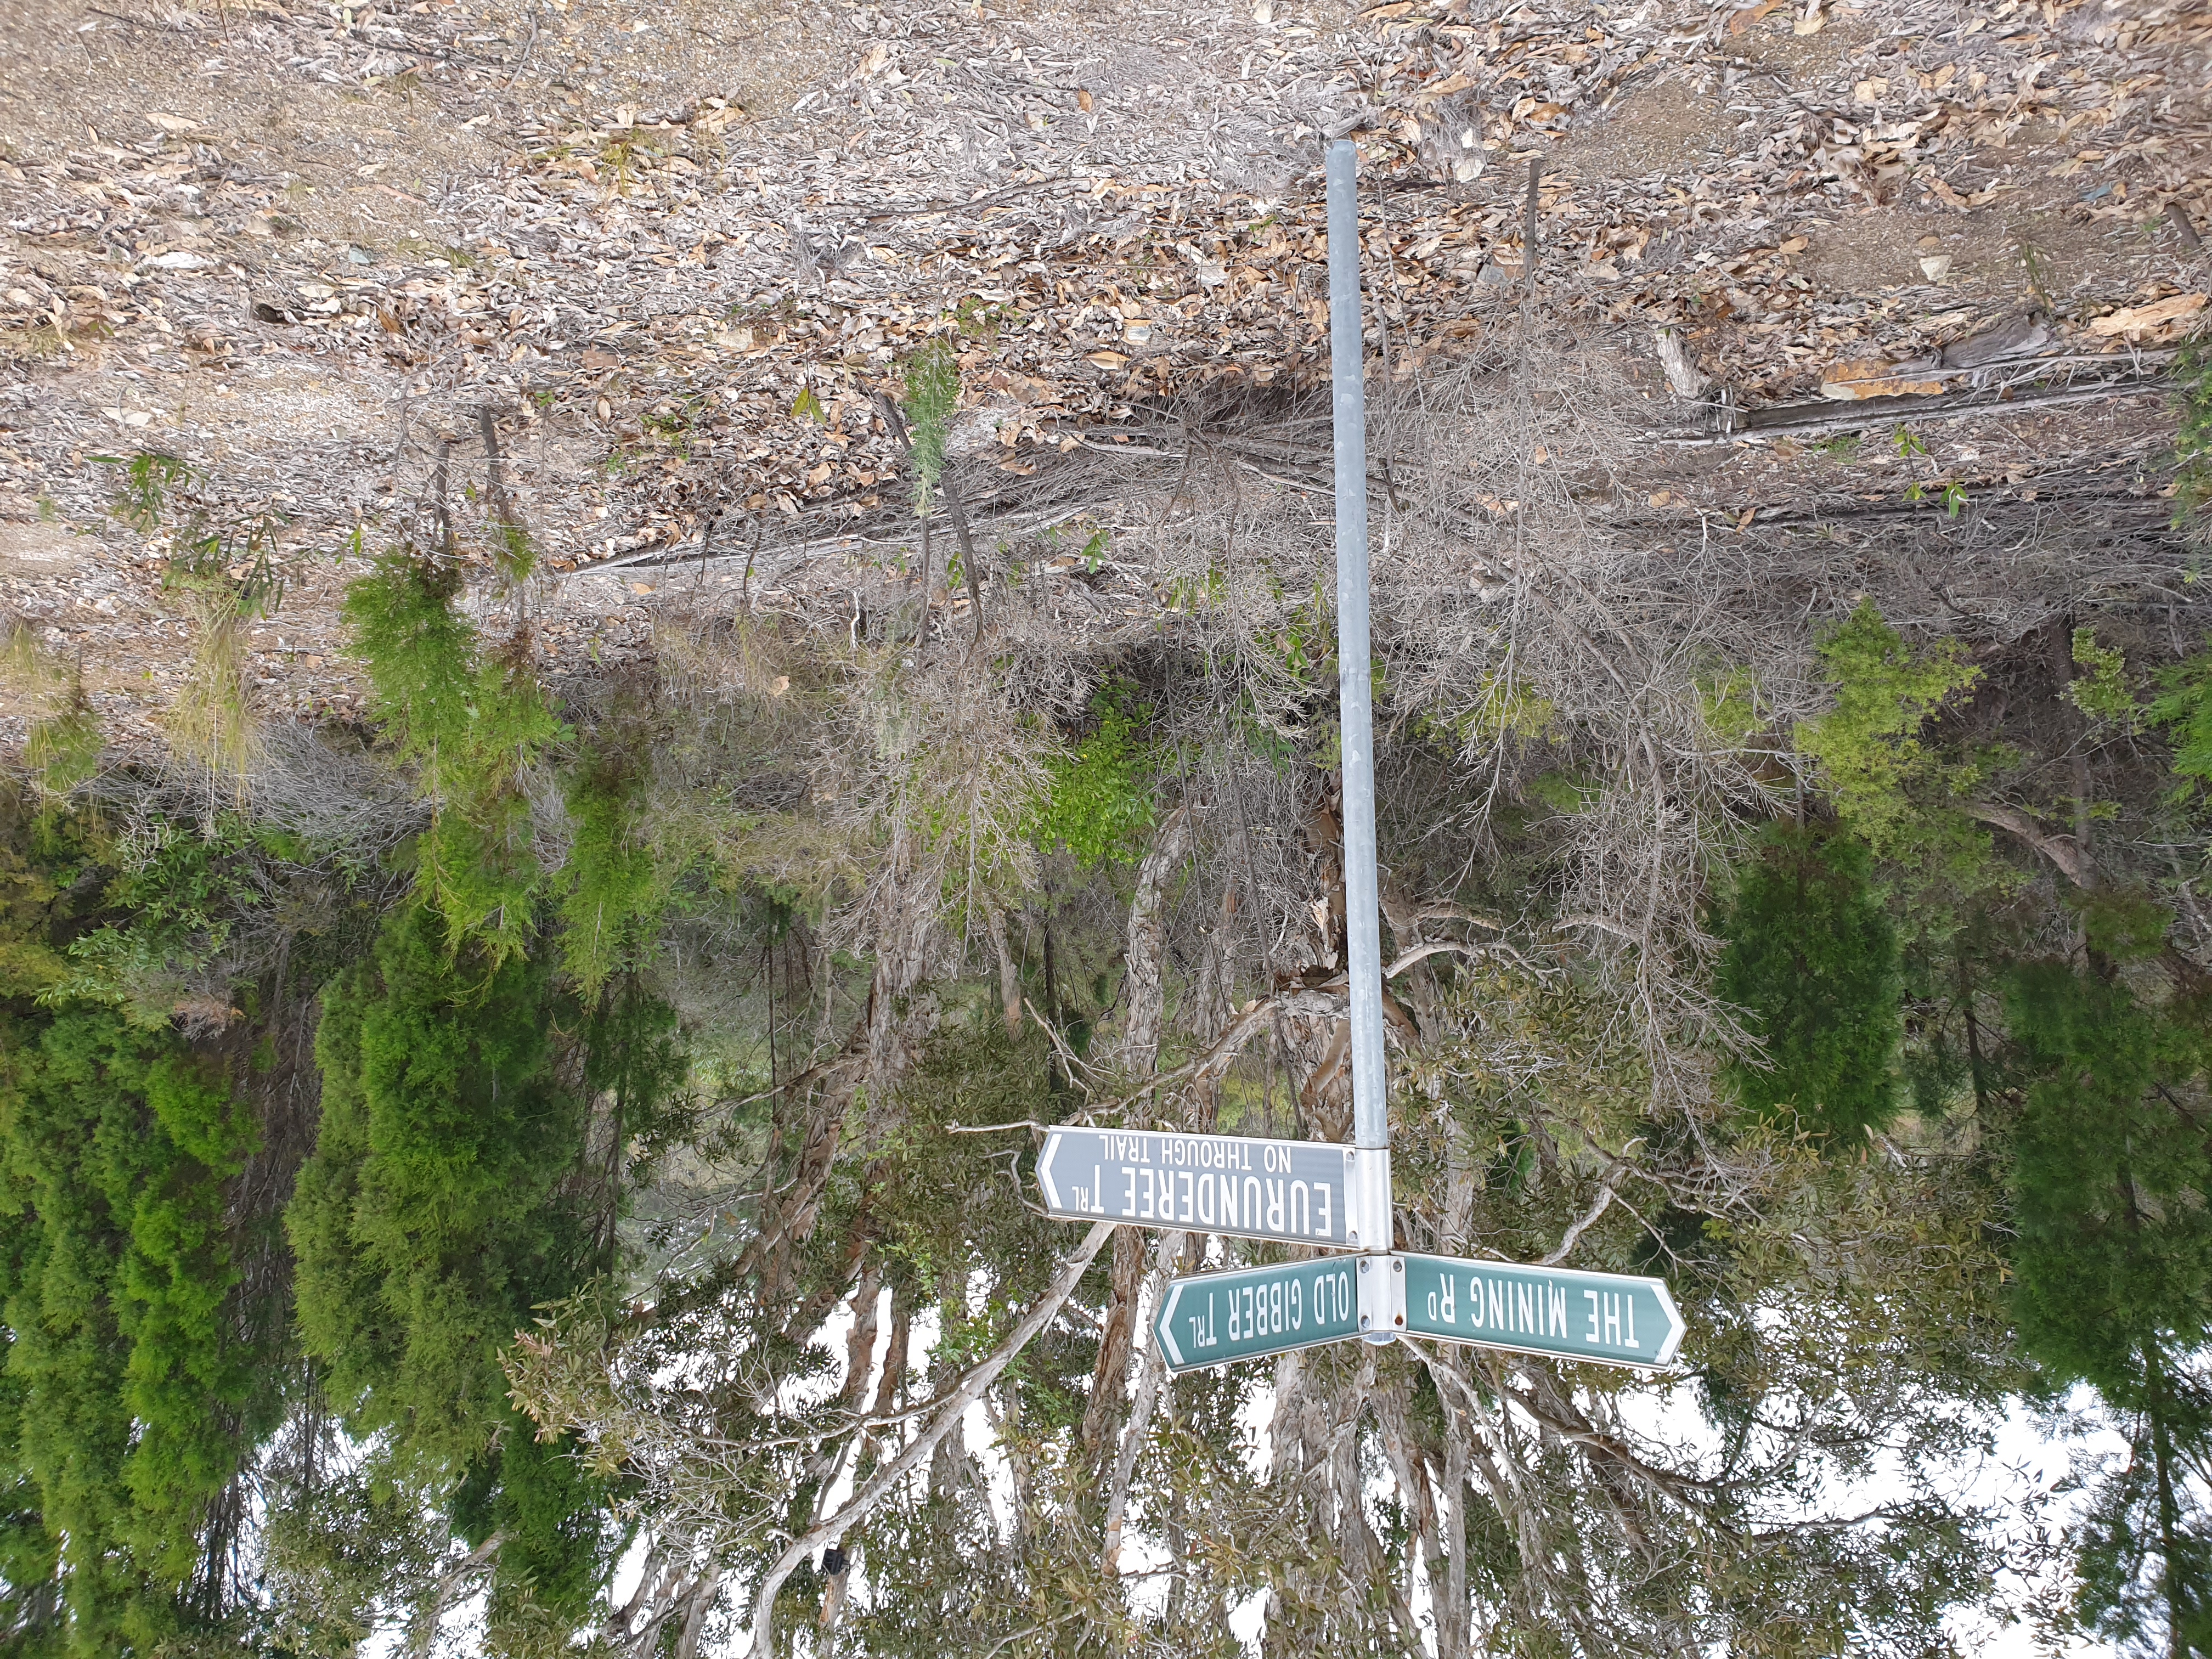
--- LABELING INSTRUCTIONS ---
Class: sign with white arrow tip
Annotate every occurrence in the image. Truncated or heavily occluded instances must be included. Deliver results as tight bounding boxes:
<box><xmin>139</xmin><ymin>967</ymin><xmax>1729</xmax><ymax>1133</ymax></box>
<box><xmin>1151</xmin><ymin>1256</ymin><xmax>1367</xmax><ymax>1372</ymax></box>
<box><xmin>1036</xmin><ymin>1126</ymin><xmax>1379</xmax><ymax>1250</ymax></box>
<box><xmin>1397</xmin><ymin>1254</ymin><xmax>1684</xmax><ymax>1369</ymax></box>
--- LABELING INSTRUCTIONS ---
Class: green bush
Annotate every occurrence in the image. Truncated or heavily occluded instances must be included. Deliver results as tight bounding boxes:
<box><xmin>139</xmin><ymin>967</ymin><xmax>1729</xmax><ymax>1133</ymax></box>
<box><xmin>289</xmin><ymin>901</ymin><xmax>584</xmax><ymax>1469</ymax></box>
<box><xmin>558</xmin><ymin>746</ymin><xmax>667</xmax><ymax>1001</ymax></box>
<box><xmin>286</xmin><ymin>900</ymin><xmax>613</xmax><ymax>1625</ymax></box>
<box><xmin>1714</xmin><ymin>823</ymin><xmax>1902</xmax><ymax>1138</ymax></box>
<box><xmin>52</xmin><ymin>813</ymin><xmax>259</xmax><ymax>1026</ymax></box>
<box><xmin>0</xmin><ymin>1007</ymin><xmax>257</xmax><ymax>1652</ymax></box>
<box><xmin>1030</xmin><ymin>682</ymin><xmax>1156</xmax><ymax>870</ymax></box>
<box><xmin>342</xmin><ymin>554</ymin><xmax>565</xmax><ymax>963</ymax></box>
<box><xmin>2149</xmin><ymin>637</ymin><xmax>2212</xmax><ymax>802</ymax></box>
<box><xmin>1796</xmin><ymin>600</ymin><xmax>1980</xmax><ymax>855</ymax></box>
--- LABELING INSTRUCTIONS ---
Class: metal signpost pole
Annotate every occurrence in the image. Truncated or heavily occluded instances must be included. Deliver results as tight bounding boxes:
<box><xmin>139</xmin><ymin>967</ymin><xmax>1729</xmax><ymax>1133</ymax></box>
<box><xmin>1326</xmin><ymin>139</ymin><xmax>1405</xmax><ymax>1344</ymax></box>
<box><xmin>1068</xmin><ymin>145</ymin><xmax>1689</xmax><ymax>1384</ymax></box>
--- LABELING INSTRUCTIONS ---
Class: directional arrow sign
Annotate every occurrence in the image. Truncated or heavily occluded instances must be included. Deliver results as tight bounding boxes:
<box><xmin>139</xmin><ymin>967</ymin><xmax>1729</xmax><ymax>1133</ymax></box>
<box><xmin>1152</xmin><ymin>1256</ymin><xmax>1364</xmax><ymax>1372</ymax></box>
<box><xmin>1037</xmin><ymin>1126</ymin><xmax>1374</xmax><ymax>1250</ymax></box>
<box><xmin>1397</xmin><ymin>1253</ymin><xmax>1684</xmax><ymax>1370</ymax></box>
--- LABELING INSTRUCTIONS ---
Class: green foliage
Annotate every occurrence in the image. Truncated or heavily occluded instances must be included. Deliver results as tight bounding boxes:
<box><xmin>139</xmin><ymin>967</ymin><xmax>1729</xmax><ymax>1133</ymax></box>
<box><xmin>2068</xmin><ymin>886</ymin><xmax>2174</xmax><ymax>965</ymax></box>
<box><xmin>286</xmin><ymin>900</ymin><xmax>614</xmax><ymax>1628</ymax></box>
<box><xmin>1999</xmin><ymin>965</ymin><xmax>2212</xmax><ymax>1654</ymax></box>
<box><xmin>5</xmin><ymin>623</ymin><xmax>103</xmax><ymax>801</ymax></box>
<box><xmin>2002</xmin><ymin>966</ymin><xmax>2212</xmax><ymax>1395</ymax></box>
<box><xmin>342</xmin><ymin>554</ymin><xmax>565</xmax><ymax>962</ymax></box>
<box><xmin>1795</xmin><ymin>601</ymin><xmax>1997</xmax><ymax>924</ymax></box>
<box><xmin>258</xmin><ymin>1460</ymin><xmax>444</xmax><ymax>1657</ymax></box>
<box><xmin>97</xmin><ymin>453</ymin><xmax>288</xmax><ymax>793</ymax></box>
<box><xmin>2066</xmin><ymin>1383</ymin><xmax>2212</xmax><ymax>1659</ymax></box>
<box><xmin>0</xmin><ymin>785</ymin><xmax>91</xmax><ymax>1003</ymax></box>
<box><xmin>2068</xmin><ymin>629</ymin><xmax>2140</xmax><ymax>727</ymax></box>
<box><xmin>1714</xmin><ymin>825</ymin><xmax>1902</xmax><ymax>1138</ymax></box>
<box><xmin>455</xmin><ymin>1410</ymin><xmax>618</xmax><ymax>1635</ymax></box>
<box><xmin>342</xmin><ymin>554</ymin><xmax>494</xmax><ymax>795</ymax></box>
<box><xmin>1525</xmin><ymin>770</ymin><xmax>1595</xmax><ymax>814</ymax></box>
<box><xmin>1030</xmin><ymin>681</ymin><xmax>1156</xmax><ymax>869</ymax></box>
<box><xmin>50</xmin><ymin>814</ymin><xmax>259</xmax><ymax>1026</ymax></box>
<box><xmin>289</xmin><ymin>901</ymin><xmax>586</xmax><ymax>1471</ymax></box>
<box><xmin>1427</xmin><ymin>673</ymin><xmax>1556</xmax><ymax>754</ymax></box>
<box><xmin>1699</xmin><ymin>665</ymin><xmax>1764</xmax><ymax>749</ymax></box>
<box><xmin>901</xmin><ymin>340</ymin><xmax>961</xmax><ymax>516</ymax></box>
<box><xmin>582</xmin><ymin>972</ymin><xmax>692</xmax><ymax>1194</ymax></box>
<box><xmin>1164</xmin><ymin>559</ymin><xmax>1227</xmax><ymax>616</ymax></box>
<box><xmin>93</xmin><ymin>452</ymin><xmax>192</xmax><ymax>537</ymax></box>
<box><xmin>557</xmin><ymin>741</ymin><xmax>668</xmax><ymax>1001</ymax></box>
<box><xmin>1902</xmin><ymin>478</ymin><xmax>1969</xmax><ymax>517</ymax></box>
<box><xmin>21</xmin><ymin>703</ymin><xmax>101</xmax><ymax>801</ymax></box>
<box><xmin>1797</xmin><ymin>600</ymin><xmax>1982</xmax><ymax>850</ymax></box>
<box><xmin>0</xmin><ymin>1008</ymin><xmax>257</xmax><ymax>1654</ymax></box>
<box><xmin>2172</xmin><ymin>335</ymin><xmax>2212</xmax><ymax>524</ymax></box>
<box><xmin>2147</xmin><ymin>636</ymin><xmax>2212</xmax><ymax>800</ymax></box>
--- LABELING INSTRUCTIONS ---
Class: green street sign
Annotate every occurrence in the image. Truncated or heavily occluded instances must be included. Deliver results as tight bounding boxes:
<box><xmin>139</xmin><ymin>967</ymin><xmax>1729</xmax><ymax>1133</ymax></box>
<box><xmin>1397</xmin><ymin>1252</ymin><xmax>1684</xmax><ymax>1369</ymax></box>
<box><xmin>1152</xmin><ymin>1256</ymin><xmax>1365</xmax><ymax>1372</ymax></box>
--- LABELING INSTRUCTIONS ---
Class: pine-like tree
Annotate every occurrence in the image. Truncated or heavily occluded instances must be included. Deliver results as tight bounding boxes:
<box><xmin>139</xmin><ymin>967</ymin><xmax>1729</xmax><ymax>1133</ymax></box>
<box><xmin>1715</xmin><ymin>823</ymin><xmax>1903</xmax><ymax>1137</ymax></box>
<box><xmin>0</xmin><ymin>1006</ymin><xmax>257</xmax><ymax>1654</ymax></box>
<box><xmin>2005</xmin><ymin>963</ymin><xmax>2212</xmax><ymax>1656</ymax></box>
<box><xmin>286</xmin><ymin>899</ymin><xmax>614</xmax><ymax>1630</ymax></box>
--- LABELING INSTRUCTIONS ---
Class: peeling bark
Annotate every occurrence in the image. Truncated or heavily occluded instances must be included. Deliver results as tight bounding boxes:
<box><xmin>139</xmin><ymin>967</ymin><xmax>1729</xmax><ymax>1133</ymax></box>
<box><xmin>1100</xmin><ymin>1229</ymin><xmax>1185</xmax><ymax>1570</ymax></box>
<box><xmin>985</xmin><ymin>901</ymin><xmax>1022</xmax><ymax>1039</ymax></box>
<box><xmin>1079</xmin><ymin>1224</ymin><xmax>1146</xmax><ymax>1460</ymax></box>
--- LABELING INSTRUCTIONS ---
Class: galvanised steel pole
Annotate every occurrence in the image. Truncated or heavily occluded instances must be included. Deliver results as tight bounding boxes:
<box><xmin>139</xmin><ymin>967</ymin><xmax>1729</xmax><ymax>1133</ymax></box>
<box><xmin>1325</xmin><ymin>139</ymin><xmax>1404</xmax><ymax>1341</ymax></box>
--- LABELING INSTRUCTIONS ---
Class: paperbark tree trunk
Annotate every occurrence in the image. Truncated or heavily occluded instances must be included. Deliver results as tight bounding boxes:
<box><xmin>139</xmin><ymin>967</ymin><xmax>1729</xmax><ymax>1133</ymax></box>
<box><xmin>1099</xmin><ymin>1229</ymin><xmax>1185</xmax><ymax>1570</ymax></box>
<box><xmin>1079</xmin><ymin>1226</ymin><xmax>1146</xmax><ymax>1461</ymax></box>
<box><xmin>1112</xmin><ymin>803</ymin><xmax>1192</xmax><ymax>1076</ymax></box>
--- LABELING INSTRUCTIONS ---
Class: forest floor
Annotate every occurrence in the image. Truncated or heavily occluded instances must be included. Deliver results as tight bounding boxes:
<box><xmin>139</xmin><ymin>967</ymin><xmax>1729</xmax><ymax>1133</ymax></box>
<box><xmin>0</xmin><ymin>0</ymin><xmax>2205</xmax><ymax>752</ymax></box>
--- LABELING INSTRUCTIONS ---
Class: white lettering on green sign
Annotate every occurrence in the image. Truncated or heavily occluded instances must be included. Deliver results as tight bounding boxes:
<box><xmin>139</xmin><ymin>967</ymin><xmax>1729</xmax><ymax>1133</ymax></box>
<box><xmin>1398</xmin><ymin>1253</ymin><xmax>1684</xmax><ymax>1369</ymax></box>
<box><xmin>1152</xmin><ymin>1259</ymin><xmax>1364</xmax><ymax>1371</ymax></box>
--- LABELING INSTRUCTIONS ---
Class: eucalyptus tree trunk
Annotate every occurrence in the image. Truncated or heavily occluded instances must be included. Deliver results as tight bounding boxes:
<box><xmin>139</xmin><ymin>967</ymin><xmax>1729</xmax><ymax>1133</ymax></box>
<box><xmin>1082</xmin><ymin>803</ymin><xmax>1192</xmax><ymax>1460</ymax></box>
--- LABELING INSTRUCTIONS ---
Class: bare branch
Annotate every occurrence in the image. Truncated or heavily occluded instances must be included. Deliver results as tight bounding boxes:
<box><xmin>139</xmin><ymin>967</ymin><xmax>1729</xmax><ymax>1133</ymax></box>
<box><xmin>746</xmin><ymin>1219</ymin><xmax>1116</xmax><ymax>1658</ymax></box>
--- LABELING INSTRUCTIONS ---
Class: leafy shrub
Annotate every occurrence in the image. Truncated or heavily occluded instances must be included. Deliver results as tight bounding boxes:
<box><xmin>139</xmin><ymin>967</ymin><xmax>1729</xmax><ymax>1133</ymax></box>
<box><xmin>52</xmin><ymin>813</ymin><xmax>260</xmax><ymax>1026</ymax></box>
<box><xmin>342</xmin><ymin>554</ymin><xmax>565</xmax><ymax>962</ymax></box>
<box><xmin>289</xmin><ymin>901</ymin><xmax>585</xmax><ymax>1469</ymax></box>
<box><xmin>1796</xmin><ymin>600</ymin><xmax>1980</xmax><ymax>853</ymax></box>
<box><xmin>2148</xmin><ymin>636</ymin><xmax>2212</xmax><ymax>802</ymax></box>
<box><xmin>286</xmin><ymin>901</ymin><xmax>613</xmax><ymax>1622</ymax></box>
<box><xmin>1714</xmin><ymin>823</ymin><xmax>1902</xmax><ymax>1138</ymax></box>
<box><xmin>1795</xmin><ymin>600</ymin><xmax>2000</xmax><ymax>928</ymax></box>
<box><xmin>0</xmin><ymin>1008</ymin><xmax>257</xmax><ymax>1651</ymax></box>
<box><xmin>2067</xmin><ymin>629</ymin><xmax>2138</xmax><ymax>727</ymax></box>
<box><xmin>558</xmin><ymin>744</ymin><xmax>666</xmax><ymax>1000</ymax></box>
<box><xmin>1030</xmin><ymin>681</ymin><xmax>1155</xmax><ymax>869</ymax></box>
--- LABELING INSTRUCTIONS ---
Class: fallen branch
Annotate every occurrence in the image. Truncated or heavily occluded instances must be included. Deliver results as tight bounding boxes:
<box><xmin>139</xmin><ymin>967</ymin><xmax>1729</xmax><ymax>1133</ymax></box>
<box><xmin>1965</xmin><ymin>799</ymin><xmax>2094</xmax><ymax>887</ymax></box>
<box><xmin>1649</xmin><ymin>370</ymin><xmax>2171</xmax><ymax>445</ymax></box>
